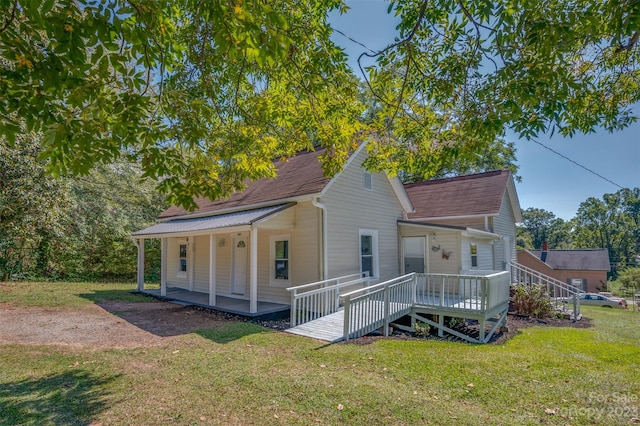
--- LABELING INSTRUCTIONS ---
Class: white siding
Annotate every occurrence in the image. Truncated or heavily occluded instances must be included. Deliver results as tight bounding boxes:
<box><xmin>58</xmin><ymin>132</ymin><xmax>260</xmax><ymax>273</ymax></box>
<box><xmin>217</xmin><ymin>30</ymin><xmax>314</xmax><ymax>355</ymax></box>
<box><xmin>166</xmin><ymin>238</ymin><xmax>189</xmax><ymax>289</ymax></box>
<box><xmin>322</xmin><ymin>148</ymin><xmax>405</xmax><ymax>282</ymax></box>
<box><xmin>399</xmin><ymin>226</ymin><xmax>461</xmax><ymax>274</ymax></box>
<box><xmin>193</xmin><ymin>235</ymin><xmax>210</xmax><ymax>293</ymax></box>
<box><xmin>460</xmin><ymin>238</ymin><xmax>494</xmax><ymax>271</ymax></box>
<box><xmin>491</xmin><ymin>192</ymin><xmax>518</xmax><ymax>270</ymax></box>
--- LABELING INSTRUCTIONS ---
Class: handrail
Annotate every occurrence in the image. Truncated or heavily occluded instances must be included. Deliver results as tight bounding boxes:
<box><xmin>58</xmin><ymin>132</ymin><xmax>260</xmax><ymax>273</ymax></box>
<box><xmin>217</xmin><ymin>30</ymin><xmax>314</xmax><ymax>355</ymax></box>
<box><xmin>285</xmin><ymin>273</ymin><xmax>364</xmax><ymax>292</ymax></box>
<box><xmin>340</xmin><ymin>273</ymin><xmax>415</xmax><ymax>299</ymax></box>
<box><xmin>342</xmin><ymin>274</ymin><xmax>416</xmax><ymax>341</ymax></box>
<box><xmin>287</xmin><ymin>273</ymin><xmax>370</xmax><ymax>327</ymax></box>
<box><xmin>507</xmin><ymin>261</ymin><xmax>582</xmax><ymax>320</ymax></box>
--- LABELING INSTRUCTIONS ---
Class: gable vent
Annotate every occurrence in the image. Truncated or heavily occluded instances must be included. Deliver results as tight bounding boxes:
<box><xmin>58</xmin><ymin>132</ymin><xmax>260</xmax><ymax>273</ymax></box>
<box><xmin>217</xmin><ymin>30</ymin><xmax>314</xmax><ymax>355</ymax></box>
<box><xmin>363</xmin><ymin>171</ymin><xmax>372</xmax><ymax>190</ymax></box>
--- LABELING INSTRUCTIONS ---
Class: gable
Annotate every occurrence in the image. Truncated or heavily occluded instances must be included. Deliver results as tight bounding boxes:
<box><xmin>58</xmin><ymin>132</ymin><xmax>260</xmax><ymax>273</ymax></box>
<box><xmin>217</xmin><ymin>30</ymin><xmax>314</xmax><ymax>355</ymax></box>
<box><xmin>405</xmin><ymin>170</ymin><xmax>515</xmax><ymax>220</ymax></box>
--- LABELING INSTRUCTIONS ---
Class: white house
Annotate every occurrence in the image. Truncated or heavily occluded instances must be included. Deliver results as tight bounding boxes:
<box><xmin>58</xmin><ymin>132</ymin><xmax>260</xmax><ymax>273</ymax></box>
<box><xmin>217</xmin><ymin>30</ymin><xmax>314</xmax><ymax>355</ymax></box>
<box><xmin>133</xmin><ymin>144</ymin><xmax>522</xmax><ymax>318</ymax></box>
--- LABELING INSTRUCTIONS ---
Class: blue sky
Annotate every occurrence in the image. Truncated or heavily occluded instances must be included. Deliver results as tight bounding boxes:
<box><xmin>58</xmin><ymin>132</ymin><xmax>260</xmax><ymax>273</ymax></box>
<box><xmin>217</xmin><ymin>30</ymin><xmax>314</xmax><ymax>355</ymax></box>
<box><xmin>328</xmin><ymin>1</ymin><xmax>640</xmax><ymax>221</ymax></box>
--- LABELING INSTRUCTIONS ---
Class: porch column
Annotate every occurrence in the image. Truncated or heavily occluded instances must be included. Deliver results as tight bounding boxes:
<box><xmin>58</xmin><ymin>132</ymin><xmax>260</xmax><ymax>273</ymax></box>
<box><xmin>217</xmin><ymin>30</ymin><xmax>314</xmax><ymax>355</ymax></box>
<box><xmin>161</xmin><ymin>237</ymin><xmax>167</xmax><ymax>296</ymax></box>
<box><xmin>209</xmin><ymin>234</ymin><xmax>216</xmax><ymax>306</ymax></box>
<box><xmin>136</xmin><ymin>238</ymin><xmax>145</xmax><ymax>291</ymax></box>
<box><xmin>188</xmin><ymin>237</ymin><xmax>195</xmax><ymax>291</ymax></box>
<box><xmin>250</xmin><ymin>227</ymin><xmax>258</xmax><ymax>314</ymax></box>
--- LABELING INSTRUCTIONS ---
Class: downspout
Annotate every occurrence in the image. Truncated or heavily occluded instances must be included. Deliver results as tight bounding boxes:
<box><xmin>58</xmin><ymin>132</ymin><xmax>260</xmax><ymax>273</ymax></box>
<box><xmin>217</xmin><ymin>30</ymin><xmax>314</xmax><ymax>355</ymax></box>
<box><xmin>312</xmin><ymin>197</ymin><xmax>328</xmax><ymax>281</ymax></box>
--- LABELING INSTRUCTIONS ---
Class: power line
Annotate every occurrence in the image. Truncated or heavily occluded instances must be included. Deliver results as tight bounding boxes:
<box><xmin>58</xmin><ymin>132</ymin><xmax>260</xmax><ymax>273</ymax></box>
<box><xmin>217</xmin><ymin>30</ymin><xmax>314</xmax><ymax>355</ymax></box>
<box><xmin>332</xmin><ymin>28</ymin><xmax>378</xmax><ymax>54</ymax></box>
<box><xmin>530</xmin><ymin>138</ymin><xmax>624</xmax><ymax>189</ymax></box>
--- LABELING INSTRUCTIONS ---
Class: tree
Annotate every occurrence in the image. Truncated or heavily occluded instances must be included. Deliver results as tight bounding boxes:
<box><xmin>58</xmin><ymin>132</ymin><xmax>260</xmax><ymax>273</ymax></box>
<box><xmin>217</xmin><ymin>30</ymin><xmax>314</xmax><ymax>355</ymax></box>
<box><xmin>1</xmin><ymin>1</ymin><xmax>638</xmax><ymax>208</ymax></box>
<box><xmin>0</xmin><ymin>134</ymin><xmax>69</xmax><ymax>280</ymax></box>
<box><xmin>517</xmin><ymin>208</ymin><xmax>570</xmax><ymax>250</ymax></box>
<box><xmin>573</xmin><ymin>188</ymin><xmax>640</xmax><ymax>278</ymax></box>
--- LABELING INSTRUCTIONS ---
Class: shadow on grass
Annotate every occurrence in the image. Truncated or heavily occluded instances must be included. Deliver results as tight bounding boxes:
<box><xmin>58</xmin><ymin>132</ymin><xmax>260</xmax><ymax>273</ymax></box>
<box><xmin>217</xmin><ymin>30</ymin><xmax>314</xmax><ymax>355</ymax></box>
<box><xmin>0</xmin><ymin>370</ymin><xmax>119</xmax><ymax>426</ymax></box>
<box><xmin>77</xmin><ymin>290</ymin><xmax>267</xmax><ymax>341</ymax></box>
<box><xmin>78</xmin><ymin>288</ymin><xmax>158</xmax><ymax>305</ymax></box>
<box><xmin>195</xmin><ymin>322</ymin><xmax>270</xmax><ymax>344</ymax></box>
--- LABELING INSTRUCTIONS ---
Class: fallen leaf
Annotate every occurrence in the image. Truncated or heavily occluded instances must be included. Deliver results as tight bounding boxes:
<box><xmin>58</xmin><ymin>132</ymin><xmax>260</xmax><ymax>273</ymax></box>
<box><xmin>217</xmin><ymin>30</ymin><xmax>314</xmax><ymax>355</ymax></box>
<box><xmin>172</xmin><ymin>350</ymin><xmax>179</xmax><ymax>354</ymax></box>
<box><xmin>69</xmin><ymin>361</ymin><xmax>79</xmax><ymax>367</ymax></box>
<box><xmin>319</xmin><ymin>364</ymin><xmax>326</xmax><ymax>368</ymax></box>
<box><xmin>413</xmin><ymin>391</ymin><xmax>418</xmax><ymax>395</ymax></box>
<box><xmin>467</xmin><ymin>383</ymin><xmax>474</xmax><ymax>387</ymax></box>
<box><xmin>337</xmin><ymin>404</ymin><xmax>344</xmax><ymax>411</ymax></box>
<box><xmin>544</xmin><ymin>408</ymin><xmax>558</xmax><ymax>415</ymax></box>
<box><xmin>274</xmin><ymin>414</ymin><xmax>279</xmax><ymax>419</ymax></box>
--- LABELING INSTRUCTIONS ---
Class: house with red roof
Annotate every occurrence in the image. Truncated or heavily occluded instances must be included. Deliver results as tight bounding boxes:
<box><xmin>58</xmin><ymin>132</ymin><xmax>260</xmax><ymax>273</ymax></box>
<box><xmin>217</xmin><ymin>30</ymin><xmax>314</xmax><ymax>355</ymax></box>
<box><xmin>133</xmin><ymin>143</ymin><xmax>522</xmax><ymax>318</ymax></box>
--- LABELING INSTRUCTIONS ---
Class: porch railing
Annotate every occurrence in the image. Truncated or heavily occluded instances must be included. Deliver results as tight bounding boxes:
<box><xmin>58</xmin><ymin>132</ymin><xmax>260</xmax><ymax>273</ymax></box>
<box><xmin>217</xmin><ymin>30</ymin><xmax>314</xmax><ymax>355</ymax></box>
<box><xmin>507</xmin><ymin>261</ymin><xmax>583</xmax><ymax>319</ymax></box>
<box><xmin>341</xmin><ymin>274</ymin><xmax>415</xmax><ymax>341</ymax></box>
<box><xmin>287</xmin><ymin>273</ymin><xmax>370</xmax><ymax>327</ymax></box>
<box><xmin>416</xmin><ymin>271</ymin><xmax>511</xmax><ymax>314</ymax></box>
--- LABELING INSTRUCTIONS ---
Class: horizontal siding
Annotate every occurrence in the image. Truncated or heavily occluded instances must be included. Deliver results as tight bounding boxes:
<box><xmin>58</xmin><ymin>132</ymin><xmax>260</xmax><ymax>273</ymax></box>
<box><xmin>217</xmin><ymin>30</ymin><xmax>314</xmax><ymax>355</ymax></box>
<box><xmin>492</xmin><ymin>193</ymin><xmax>517</xmax><ymax>269</ymax></box>
<box><xmin>399</xmin><ymin>226</ymin><xmax>461</xmax><ymax>274</ymax></box>
<box><xmin>323</xmin><ymin>148</ymin><xmax>404</xmax><ymax>282</ymax></box>
<box><xmin>461</xmin><ymin>238</ymin><xmax>494</xmax><ymax>271</ymax></box>
<box><xmin>166</xmin><ymin>238</ymin><xmax>188</xmax><ymax>289</ymax></box>
<box><xmin>160</xmin><ymin>203</ymin><xmax>319</xmax><ymax>305</ymax></box>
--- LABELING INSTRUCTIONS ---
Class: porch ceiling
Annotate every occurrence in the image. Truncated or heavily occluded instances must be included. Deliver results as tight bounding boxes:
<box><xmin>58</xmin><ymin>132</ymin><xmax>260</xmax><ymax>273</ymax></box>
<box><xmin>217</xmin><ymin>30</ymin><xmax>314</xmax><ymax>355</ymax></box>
<box><xmin>133</xmin><ymin>203</ymin><xmax>294</xmax><ymax>238</ymax></box>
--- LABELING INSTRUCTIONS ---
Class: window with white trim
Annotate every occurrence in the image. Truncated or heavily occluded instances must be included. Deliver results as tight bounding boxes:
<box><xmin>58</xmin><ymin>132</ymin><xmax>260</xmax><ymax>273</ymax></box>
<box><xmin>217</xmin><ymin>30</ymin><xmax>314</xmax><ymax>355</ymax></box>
<box><xmin>177</xmin><ymin>242</ymin><xmax>187</xmax><ymax>278</ymax></box>
<box><xmin>470</xmin><ymin>243</ymin><xmax>478</xmax><ymax>268</ymax></box>
<box><xmin>270</xmin><ymin>234</ymin><xmax>290</xmax><ymax>285</ymax></box>
<box><xmin>359</xmin><ymin>229</ymin><xmax>379</xmax><ymax>278</ymax></box>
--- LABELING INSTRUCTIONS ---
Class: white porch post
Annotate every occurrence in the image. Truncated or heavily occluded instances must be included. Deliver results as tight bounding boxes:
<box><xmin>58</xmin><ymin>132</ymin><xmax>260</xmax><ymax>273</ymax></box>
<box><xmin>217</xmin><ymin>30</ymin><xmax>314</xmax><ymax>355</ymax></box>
<box><xmin>209</xmin><ymin>234</ymin><xmax>216</xmax><ymax>306</ymax></box>
<box><xmin>136</xmin><ymin>238</ymin><xmax>145</xmax><ymax>291</ymax></box>
<box><xmin>188</xmin><ymin>237</ymin><xmax>195</xmax><ymax>291</ymax></box>
<box><xmin>161</xmin><ymin>237</ymin><xmax>167</xmax><ymax>296</ymax></box>
<box><xmin>250</xmin><ymin>227</ymin><xmax>258</xmax><ymax>314</ymax></box>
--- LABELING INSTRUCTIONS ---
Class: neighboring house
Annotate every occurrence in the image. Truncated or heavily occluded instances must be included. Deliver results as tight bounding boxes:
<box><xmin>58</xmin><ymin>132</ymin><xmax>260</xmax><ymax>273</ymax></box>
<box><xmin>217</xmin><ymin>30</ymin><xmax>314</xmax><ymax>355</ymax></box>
<box><xmin>133</xmin><ymin>144</ymin><xmax>522</xmax><ymax>316</ymax></box>
<box><xmin>517</xmin><ymin>248</ymin><xmax>611</xmax><ymax>293</ymax></box>
<box><xmin>401</xmin><ymin>170</ymin><xmax>522</xmax><ymax>275</ymax></box>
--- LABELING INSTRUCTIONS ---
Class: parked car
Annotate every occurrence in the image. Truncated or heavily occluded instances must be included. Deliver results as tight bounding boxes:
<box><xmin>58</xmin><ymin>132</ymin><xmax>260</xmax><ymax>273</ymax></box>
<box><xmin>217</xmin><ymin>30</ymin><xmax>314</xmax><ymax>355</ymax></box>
<box><xmin>563</xmin><ymin>293</ymin><xmax>628</xmax><ymax>309</ymax></box>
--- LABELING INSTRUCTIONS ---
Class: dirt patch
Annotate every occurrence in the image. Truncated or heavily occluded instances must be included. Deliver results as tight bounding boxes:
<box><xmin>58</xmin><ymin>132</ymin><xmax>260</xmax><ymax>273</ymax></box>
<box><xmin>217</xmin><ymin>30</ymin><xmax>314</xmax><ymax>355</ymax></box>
<box><xmin>0</xmin><ymin>301</ymin><xmax>233</xmax><ymax>350</ymax></box>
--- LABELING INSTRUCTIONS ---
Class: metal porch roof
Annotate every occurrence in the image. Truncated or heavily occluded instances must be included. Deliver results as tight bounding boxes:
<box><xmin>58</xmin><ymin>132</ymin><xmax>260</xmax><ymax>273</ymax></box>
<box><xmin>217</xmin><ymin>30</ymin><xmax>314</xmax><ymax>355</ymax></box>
<box><xmin>133</xmin><ymin>204</ymin><xmax>293</xmax><ymax>237</ymax></box>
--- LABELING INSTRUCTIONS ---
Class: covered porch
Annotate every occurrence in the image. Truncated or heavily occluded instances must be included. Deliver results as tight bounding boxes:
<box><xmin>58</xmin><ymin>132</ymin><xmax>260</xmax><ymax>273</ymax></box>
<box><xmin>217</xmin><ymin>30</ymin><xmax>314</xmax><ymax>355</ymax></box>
<box><xmin>132</xmin><ymin>203</ymin><xmax>307</xmax><ymax>316</ymax></box>
<box><xmin>139</xmin><ymin>287</ymin><xmax>289</xmax><ymax>317</ymax></box>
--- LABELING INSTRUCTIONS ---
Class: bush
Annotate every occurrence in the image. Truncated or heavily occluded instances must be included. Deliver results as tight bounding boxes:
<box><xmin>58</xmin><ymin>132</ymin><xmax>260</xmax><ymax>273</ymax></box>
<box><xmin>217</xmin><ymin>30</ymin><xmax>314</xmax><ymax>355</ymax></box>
<box><xmin>510</xmin><ymin>284</ymin><xmax>555</xmax><ymax>318</ymax></box>
<box><xmin>413</xmin><ymin>321</ymin><xmax>431</xmax><ymax>337</ymax></box>
<box><xmin>616</xmin><ymin>268</ymin><xmax>640</xmax><ymax>295</ymax></box>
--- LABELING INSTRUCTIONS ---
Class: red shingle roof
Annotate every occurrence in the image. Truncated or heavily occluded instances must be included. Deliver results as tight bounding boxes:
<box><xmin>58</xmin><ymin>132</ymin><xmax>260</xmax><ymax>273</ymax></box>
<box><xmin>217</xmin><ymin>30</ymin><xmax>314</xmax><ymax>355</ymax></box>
<box><xmin>159</xmin><ymin>149</ymin><xmax>330</xmax><ymax>219</ymax></box>
<box><xmin>405</xmin><ymin>170</ymin><xmax>511</xmax><ymax>220</ymax></box>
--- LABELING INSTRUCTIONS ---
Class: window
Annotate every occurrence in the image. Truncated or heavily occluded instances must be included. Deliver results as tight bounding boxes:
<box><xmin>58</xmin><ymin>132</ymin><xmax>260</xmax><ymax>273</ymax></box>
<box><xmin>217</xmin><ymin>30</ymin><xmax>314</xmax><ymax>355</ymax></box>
<box><xmin>270</xmin><ymin>234</ymin><xmax>290</xmax><ymax>285</ymax></box>
<box><xmin>359</xmin><ymin>230</ymin><xmax>378</xmax><ymax>278</ymax></box>
<box><xmin>363</xmin><ymin>170</ymin><xmax>372</xmax><ymax>190</ymax></box>
<box><xmin>470</xmin><ymin>243</ymin><xmax>478</xmax><ymax>268</ymax></box>
<box><xmin>177</xmin><ymin>243</ymin><xmax>187</xmax><ymax>278</ymax></box>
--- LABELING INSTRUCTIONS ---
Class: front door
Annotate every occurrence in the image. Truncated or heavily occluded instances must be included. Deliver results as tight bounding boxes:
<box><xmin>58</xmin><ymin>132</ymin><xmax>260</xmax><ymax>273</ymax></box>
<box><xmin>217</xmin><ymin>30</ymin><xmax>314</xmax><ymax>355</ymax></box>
<box><xmin>232</xmin><ymin>235</ymin><xmax>247</xmax><ymax>295</ymax></box>
<box><xmin>403</xmin><ymin>237</ymin><xmax>425</xmax><ymax>274</ymax></box>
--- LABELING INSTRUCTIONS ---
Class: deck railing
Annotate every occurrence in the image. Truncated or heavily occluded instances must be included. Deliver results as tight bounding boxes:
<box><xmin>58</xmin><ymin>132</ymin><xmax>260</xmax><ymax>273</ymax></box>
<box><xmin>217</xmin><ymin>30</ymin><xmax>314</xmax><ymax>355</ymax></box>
<box><xmin>341</xmin><ymin>274</ymin><xmax>416</xmax><ymax>341</ymax></box>
<box><xmin>287</xmin><ymin>273</ymin><xmax>370</xmax><ymax>327</ymax></box>
<box><xmin>416</xmin><ymin>271</ymin><xmax>510</xmax><ymax>314</ymax></box>
<box><xmin>507</xmin><ymin>262</ymin><xmax>582</xmax><ymax>319</ymax></box>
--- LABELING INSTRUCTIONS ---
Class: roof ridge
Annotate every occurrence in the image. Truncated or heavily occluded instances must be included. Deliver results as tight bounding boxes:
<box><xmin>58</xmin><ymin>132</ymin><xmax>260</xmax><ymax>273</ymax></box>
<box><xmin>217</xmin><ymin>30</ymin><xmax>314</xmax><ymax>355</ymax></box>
<box><xmin>403</xmin><ymin>169</ymin><xmax>508</xmax><ymax>188</ymax></box>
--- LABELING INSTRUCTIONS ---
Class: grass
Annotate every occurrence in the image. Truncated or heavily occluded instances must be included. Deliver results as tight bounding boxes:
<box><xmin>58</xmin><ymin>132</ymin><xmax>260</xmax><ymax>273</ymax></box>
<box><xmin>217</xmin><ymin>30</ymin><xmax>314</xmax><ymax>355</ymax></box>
<box><xmin>1</xmin><ymin>282</ymin><xmax>639</xmax><ymax>425</ymax></box>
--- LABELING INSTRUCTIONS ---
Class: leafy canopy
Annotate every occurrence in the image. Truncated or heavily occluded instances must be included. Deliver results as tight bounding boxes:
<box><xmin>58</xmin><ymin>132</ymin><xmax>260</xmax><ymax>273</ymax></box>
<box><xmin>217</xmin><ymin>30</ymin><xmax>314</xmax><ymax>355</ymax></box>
<box><xmin>1</xmin><ymin>0</ymin><xmax>638</xmax><ymax>209</ymax></box>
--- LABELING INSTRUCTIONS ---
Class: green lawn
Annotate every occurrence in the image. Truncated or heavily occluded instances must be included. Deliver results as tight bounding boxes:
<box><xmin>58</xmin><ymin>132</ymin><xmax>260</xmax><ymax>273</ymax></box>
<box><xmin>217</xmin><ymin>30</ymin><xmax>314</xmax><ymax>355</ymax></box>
<box><xmin>1</xmin><ymin>282</ymin><xmax>639</xmax><ymax>425</ymax></box>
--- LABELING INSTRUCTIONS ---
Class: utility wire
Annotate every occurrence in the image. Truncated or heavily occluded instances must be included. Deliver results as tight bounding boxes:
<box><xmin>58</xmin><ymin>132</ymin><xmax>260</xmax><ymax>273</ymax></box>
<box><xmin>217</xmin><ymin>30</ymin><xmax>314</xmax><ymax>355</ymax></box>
<box><xmin>333</xmin><ymin>26</ymin><xmax>628</xmax><ymax>191</ymax></box>
<box><xmin>332</xmin><ymin>28</ymin><xmax>378</xmax><ymax>54</ymax></box>
<box><xmin>530</xmin><ymin>138</ymin><xmax>624</xmax><ymax>189</ymax></box>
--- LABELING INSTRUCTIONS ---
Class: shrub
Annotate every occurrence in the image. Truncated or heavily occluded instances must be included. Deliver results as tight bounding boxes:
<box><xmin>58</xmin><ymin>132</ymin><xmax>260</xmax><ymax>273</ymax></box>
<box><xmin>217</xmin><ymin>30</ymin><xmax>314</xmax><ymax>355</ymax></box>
<box><xmin>413</xmin><ymin>321</ymin><xmax>431</xmax><ymax>337</ymax></box>
<box><xmin>510</xmin><ymin>284</ymin><xmax>555</xmax><ymax>318</ymax></box>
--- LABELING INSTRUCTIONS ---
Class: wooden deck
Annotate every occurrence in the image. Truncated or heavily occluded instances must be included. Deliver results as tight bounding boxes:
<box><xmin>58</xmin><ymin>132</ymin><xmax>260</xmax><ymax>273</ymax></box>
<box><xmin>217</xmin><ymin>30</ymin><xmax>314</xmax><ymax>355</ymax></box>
<box><xmin>286</xmin><ymin>310</ymin><xmax>346</xmax><ymax>343</ymax></box>
<box><xmin>140</xmin><ymin>287</ymin><xmax>289</xmax><ymax>318</ymax></box>
<box><xmin>284</xmin><ymin>271</ymin><xmax>511</xmax><ymax>343</ymax></box>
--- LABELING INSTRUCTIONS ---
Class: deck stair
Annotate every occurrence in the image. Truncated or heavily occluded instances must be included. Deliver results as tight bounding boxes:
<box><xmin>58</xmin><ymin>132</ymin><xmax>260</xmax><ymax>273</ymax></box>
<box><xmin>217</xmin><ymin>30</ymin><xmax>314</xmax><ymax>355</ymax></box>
<box><xmin>507</xmin><ymin>262</ymin><xmax>584</xmax><ymax>320</ymax></box>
